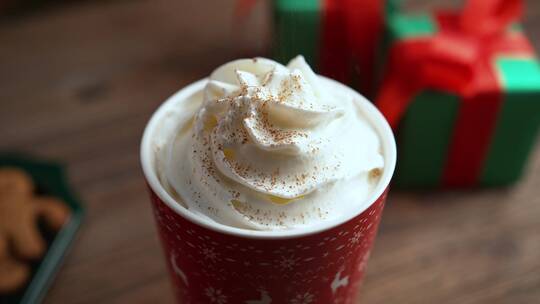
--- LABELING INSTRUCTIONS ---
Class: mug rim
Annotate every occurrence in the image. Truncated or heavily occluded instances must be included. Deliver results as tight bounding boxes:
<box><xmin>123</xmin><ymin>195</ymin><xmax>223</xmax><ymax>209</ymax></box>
<box><xmin>141</xmin><ymin>76</ymin><xmax>396</xmax><ymax>239</ymax></box>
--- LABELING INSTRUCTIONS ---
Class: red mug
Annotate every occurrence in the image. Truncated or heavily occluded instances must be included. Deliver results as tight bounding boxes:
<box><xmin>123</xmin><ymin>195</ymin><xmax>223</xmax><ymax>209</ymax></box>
<box><xmin>141</xmin><ymin>78</ymin><xmax>396</xmax><ymax>304</ymax></box>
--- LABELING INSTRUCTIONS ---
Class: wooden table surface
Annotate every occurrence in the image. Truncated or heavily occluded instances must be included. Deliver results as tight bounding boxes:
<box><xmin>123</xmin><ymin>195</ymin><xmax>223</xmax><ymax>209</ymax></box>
<box><xmin>1</xmin><ymin>0</ymin><xmax>539</xmax><ymax>303</ymax></box>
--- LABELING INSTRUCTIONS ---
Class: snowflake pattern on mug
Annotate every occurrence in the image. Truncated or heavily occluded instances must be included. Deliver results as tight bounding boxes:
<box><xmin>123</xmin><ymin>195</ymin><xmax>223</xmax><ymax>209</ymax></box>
<box><xmin>349</xmin><ymin>230</ymin><xmax>364</xmax><ymax>245</ymax></box>
<box><xmin>205</xmin><ymin>287</ymin><xmax>227</xmax><ymax>304</ymax></box>
<box><xmin>277</xmin><ymin>255</ymin><xmax>300</xmax><ymax>271</ymax></box>
<box><xmin>199</xmin><ymin>244</ymin><xmax>220</xmax><ymax>263</ymax></box>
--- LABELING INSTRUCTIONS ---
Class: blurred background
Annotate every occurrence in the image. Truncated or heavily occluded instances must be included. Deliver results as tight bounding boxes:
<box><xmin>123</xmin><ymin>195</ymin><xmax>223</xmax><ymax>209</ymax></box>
<box><xmin>1</xmin><ymin>0</ymin><xmax>539</xmax><ymax>303</ymax></box>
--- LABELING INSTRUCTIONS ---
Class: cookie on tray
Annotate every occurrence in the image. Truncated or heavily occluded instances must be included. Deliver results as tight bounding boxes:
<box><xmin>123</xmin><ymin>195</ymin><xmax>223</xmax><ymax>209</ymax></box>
<box><xmin>0</xmin><ymin>168</ymin><xmax>70</xmax><ymax>293</ymax></box>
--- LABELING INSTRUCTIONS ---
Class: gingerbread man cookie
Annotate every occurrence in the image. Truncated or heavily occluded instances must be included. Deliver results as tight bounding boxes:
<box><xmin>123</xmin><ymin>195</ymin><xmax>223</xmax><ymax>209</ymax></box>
<box><xmin>0</xmin><ymin>168</ymin><xmax>70</xmax><ymax>293</ymax></box>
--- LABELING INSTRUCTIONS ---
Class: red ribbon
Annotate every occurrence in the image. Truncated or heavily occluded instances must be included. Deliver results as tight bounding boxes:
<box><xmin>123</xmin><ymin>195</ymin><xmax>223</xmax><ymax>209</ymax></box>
<box><xmin>320</xmin><ymin>0</ymin><xmax>384</xmax><ymax>92</ymax></box>
<box><xmin>376</xmin><ymin>0</ymin><xmax>534</xmax><ymax>187</ymax></box>
<box><xmin>345</xmin><ymin>0</ymin><xmax>384</xmax><ymax>95</ymax></box>
<box><xmin>319</xmin><ymin>0</ymin><xmax>350</xmax><ymax>83</ymax></box>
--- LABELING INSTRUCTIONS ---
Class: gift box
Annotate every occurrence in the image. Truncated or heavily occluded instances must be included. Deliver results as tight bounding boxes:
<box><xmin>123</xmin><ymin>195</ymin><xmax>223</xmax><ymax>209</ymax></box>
<box><xmin>272</xmin><ymin>0</ymin><xmax>384</xmax><ymax>95</ymax></box>
<box><xmin>376</xmin><ymin>0</ymin><xmax>540</xmax><ymax>188</ymax></box>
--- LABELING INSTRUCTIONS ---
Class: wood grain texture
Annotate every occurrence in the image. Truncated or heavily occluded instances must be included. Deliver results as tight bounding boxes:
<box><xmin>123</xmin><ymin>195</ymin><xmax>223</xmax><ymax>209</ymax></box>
<box><xmin>0</xmin><ymin>0</ymin><xmax>538</xmax><ymax>303</ymax></box>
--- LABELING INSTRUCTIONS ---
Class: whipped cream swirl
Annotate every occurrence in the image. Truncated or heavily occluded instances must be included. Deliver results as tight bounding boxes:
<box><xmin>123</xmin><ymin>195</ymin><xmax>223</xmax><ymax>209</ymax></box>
<box><xmin>163</xmin><ymin>56</ymin><xmax>384</xmax><ymax>230</ymax></box>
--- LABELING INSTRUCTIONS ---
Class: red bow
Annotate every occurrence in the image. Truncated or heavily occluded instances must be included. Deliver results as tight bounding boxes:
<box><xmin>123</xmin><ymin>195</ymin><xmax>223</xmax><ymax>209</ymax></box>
<box><xmin>376</xmin><ymin>0</ymin><xmax>534</xmax><ymax>187</ymax></box>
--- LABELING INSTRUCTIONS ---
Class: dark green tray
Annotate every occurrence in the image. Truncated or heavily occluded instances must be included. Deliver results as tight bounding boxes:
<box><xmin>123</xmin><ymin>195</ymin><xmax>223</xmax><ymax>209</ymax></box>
<box><xmin>0</xmin><ymin>154</ymin><xmax>84</xmax><ymax>304</ymax></box>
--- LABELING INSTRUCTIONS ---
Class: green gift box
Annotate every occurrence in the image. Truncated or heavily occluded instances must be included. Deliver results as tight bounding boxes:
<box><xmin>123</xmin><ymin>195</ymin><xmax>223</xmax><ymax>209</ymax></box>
<box><xmin>273</xmin><ymin>0</ymin><xmax>385</xmax><ymax>94</ymax></box>
<box><xmin>376</xmin><ymin>1</ymin><xmax>540</xmax><ymax>188</ymax></box>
